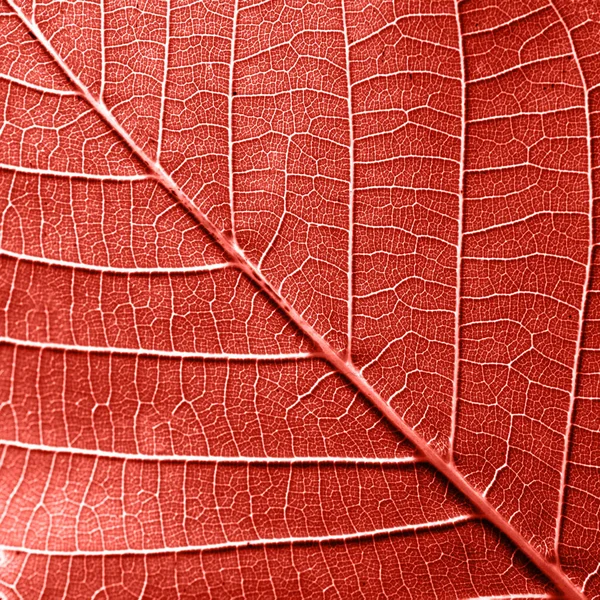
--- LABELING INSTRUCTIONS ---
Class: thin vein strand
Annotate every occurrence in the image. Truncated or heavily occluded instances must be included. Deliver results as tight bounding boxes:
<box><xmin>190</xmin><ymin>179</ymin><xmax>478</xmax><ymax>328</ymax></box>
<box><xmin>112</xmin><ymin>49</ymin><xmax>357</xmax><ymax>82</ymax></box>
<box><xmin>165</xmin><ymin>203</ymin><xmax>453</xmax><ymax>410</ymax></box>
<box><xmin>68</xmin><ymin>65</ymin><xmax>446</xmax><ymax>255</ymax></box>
<box><xmin>0</xmin><ymin>439</ymin><xmax>421</xmax><ymax>465</ymax></box>
<box><xmin>0</xmin><ymin>336</ymin><xmax>314</xmax><ymax>360</ymax></box>
<box><xmin>0</xmin><ymin>515</ymin><xmax>474</xmax><ymax>556</ymax></box>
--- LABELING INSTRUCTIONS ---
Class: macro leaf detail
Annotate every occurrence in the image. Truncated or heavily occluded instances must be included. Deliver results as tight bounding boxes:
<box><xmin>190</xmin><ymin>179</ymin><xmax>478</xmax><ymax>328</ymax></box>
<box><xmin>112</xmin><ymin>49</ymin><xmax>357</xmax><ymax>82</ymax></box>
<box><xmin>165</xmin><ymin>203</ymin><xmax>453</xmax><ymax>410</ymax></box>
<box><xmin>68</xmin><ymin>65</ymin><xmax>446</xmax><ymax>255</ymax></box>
<box><xmin>0</xmin><ymin>0</ymin><xmax>600</xmax><ymax>598</ymax></box>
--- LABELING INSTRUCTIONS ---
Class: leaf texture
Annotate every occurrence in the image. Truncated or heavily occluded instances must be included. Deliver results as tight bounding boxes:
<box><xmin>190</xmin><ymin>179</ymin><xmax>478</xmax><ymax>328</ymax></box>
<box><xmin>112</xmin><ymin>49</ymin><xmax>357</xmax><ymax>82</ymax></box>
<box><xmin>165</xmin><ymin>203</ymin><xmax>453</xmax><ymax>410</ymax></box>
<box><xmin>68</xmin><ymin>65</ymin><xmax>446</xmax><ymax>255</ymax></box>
<box><xmin>0</xmin><ymin>0</ymin><xmax>599</xmax><ymax>598</ymax></box>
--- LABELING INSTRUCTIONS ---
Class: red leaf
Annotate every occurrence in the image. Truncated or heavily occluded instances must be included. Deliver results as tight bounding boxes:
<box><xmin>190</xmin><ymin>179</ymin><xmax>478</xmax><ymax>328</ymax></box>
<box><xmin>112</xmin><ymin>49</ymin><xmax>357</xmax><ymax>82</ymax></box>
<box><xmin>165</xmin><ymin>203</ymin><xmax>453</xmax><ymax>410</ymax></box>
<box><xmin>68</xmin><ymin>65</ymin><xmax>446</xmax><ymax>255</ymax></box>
<box><xmin>0</xmin><ymin>0</ymin><xmax>599</xmax><ymax>597</ymax></box>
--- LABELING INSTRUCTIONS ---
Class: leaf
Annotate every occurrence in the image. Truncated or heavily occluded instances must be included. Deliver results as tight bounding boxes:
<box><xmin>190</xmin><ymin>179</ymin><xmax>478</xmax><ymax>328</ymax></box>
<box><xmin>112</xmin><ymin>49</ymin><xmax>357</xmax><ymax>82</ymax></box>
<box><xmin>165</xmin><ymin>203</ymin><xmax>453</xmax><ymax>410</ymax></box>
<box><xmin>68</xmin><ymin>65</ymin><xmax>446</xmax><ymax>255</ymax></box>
<box><xmin>0</xmin><ymin>0</ymin><xmax>599</xmax><ymax>598</ymax></box>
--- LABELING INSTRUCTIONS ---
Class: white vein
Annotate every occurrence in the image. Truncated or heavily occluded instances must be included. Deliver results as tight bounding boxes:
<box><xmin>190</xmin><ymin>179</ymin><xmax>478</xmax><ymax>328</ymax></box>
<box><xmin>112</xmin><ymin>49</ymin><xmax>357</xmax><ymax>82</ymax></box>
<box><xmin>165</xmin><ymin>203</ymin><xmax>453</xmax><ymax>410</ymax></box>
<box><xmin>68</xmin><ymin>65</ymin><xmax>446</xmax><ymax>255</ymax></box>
<box><xmin>449</xmin><ymin>0</ymin><xmax>466</xmax><ymax>460</ymax></box>
<box><xmin>0</xmin><ymin>337</ymin><xmax>314</xmax><ymax>360</ymax></box>
<box><xmin>349</xmin><ymin>13</ymin><xmax>454</xmax><ymax>48</ymax></box>
<box><xmin>0</xmin><ymin>248</ymin><xmax>233</xmax><ymax>274</ymax></box>
<box><xmin>549</xmin><ymin>0</ymin><xmax>594</xmax><ymax>564</ymax></box>
<box><xmin>0</xmin><ymin>72</ymin><xmax>78</xmax><ymax>96</ymax></box>
<box><xmin>467</xmin><ymin>54</ymin><xmax>573</xmax><ymax>84</ymax></box>
<box><xmin>0</xmin><ymin>439</ymin><xmax>421</xmax><ymax>465</ymax></box>
<box><xmin>0</xmin><ymin>514</ymin><xmax>473</xmax><ymax>556</ymax></box>
<box><xmin>462</xmin><ymin>5</ymin><xmax>551</xmax><ymax>37</ymax></box>
<box><xmin>226</xmin><ymin>0</ymin><xmax>239</xmax><ymax>240</ymax></box>
<box><xmin>0</xmin><ymin>163</ymin><xmax>149</xmax><ymax>181</ymax></box>
<box><xmin>155</xmin><ymin>0</ymin><xmax>170</xmax><ymax>162</ymax></box>
<box><xmin>341</xmin><ymin>0</ymin><xmax>355</xmax><ymax>357</ymax></box>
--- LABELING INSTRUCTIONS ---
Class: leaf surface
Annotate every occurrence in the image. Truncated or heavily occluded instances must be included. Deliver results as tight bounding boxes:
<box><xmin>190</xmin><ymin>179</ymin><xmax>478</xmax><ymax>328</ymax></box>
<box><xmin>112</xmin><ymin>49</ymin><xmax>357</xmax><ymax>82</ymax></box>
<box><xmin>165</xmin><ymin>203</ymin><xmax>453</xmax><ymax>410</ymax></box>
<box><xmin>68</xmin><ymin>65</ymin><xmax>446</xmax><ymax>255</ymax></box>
<box><xmin>0</xmin><ymin>0</ymin><xmax>600</xmax><ymax>598</ymax></box>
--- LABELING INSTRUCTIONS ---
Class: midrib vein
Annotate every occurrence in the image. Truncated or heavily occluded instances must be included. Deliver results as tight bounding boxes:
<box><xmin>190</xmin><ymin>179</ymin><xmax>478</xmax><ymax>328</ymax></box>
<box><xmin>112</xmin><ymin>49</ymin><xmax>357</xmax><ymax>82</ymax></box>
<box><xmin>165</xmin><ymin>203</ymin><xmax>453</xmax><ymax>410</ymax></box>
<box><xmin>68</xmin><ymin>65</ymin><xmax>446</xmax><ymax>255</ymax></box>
<box><xmin>4</xmin><ymin>3</ymin><xmax>585</xmax><ymax>598</ymax></box>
